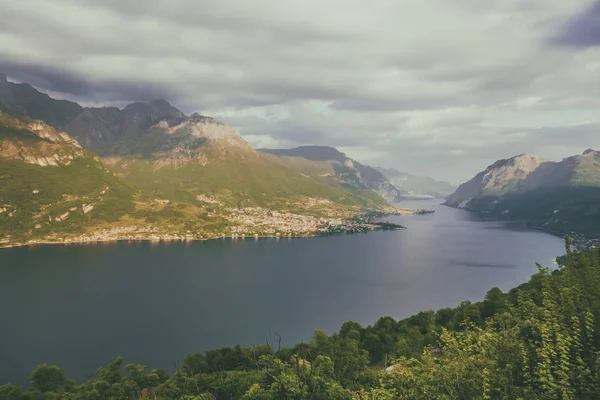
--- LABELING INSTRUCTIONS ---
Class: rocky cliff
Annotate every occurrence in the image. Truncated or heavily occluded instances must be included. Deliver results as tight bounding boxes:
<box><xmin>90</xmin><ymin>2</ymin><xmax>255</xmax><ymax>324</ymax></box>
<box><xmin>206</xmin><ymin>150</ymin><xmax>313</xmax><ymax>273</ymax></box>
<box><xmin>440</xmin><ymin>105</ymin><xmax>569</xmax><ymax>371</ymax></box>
<box><xmin>444</xmin><ymin>150</ymin><xmax>600</xmax><ymax>238</ymax></box>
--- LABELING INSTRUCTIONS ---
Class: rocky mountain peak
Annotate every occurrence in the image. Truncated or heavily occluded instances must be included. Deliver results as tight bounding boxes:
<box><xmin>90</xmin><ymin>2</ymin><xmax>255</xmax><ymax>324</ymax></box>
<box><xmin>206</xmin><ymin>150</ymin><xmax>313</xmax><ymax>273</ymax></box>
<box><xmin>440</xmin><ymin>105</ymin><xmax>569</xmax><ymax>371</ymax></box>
<box><xmin>149</xmin><ymin>98</ymin><xmax>171</xmax><ymax>107</ymax></box>
<box><xmin>583</xmin><ymin>148</ymin><xmax>598</xmax><ymax>156</ymax></box>
<box><xmin>444</xmin><ymin>154</ymin><xmax>550</xmax><ymax>207</ymax></box>
<box><xmin>487</xmin><ymin>154</ymin><xmax>545</xmax><ymax>172</ymax></box>
<box><xmin>168</xmin><ymin>115</ymin><xmax>249</xmax><ymax>148</ymax></box>
<box><xmin>149</xmin><ymin>99</ymin><xmax>185</xmax><ymax>119</ymax></box>
<box><xmin>188</xmin><ymin>112</ymin><xmax>223</xmax><ymax>125</ymax></box>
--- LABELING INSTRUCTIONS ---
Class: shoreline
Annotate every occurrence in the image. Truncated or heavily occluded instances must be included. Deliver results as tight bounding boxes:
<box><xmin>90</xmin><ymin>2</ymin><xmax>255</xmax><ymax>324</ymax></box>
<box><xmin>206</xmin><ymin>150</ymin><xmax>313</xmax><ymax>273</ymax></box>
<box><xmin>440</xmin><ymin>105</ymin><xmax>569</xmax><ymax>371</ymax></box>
<box><xmin>0</xmin><ymin>228</ymin><xmax>401</xmax><ymax>250</ymax></box>
<box><xmin>0</xmin><ymin>208</ymin><xmax>431</xmax><ymax>250</ymax></box>
<box><xmin>441</xmin><ymin>204</ymin><xmax>600</xmax><ymax>249</ymax></box>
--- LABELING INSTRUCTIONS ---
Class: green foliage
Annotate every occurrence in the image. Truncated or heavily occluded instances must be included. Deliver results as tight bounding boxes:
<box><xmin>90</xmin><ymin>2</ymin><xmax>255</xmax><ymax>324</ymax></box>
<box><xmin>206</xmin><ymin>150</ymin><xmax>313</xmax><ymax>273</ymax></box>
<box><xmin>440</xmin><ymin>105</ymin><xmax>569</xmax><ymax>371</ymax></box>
<box><xmin>467</xmin><ymin>186</ymin><xmax>600</xmax><ymax>237</ymax></box>
<box><xmin>29</xmin><ymin>365</ymin><xmax>68</xmax><ymax>393</ymax></box>
<box><xmin>0</xmin><ymin>113</ymin><xmax>136</xmax><ymax>241</ymax></box>
<box><xmin>0</xmin><ymin>158</ymin><xmax>135</xmax><ymax>240</ymax></box>
<box><xmin>3</xmin><ymin>241</ymin><xmax>600</xmax><ymax>399</ymax></box>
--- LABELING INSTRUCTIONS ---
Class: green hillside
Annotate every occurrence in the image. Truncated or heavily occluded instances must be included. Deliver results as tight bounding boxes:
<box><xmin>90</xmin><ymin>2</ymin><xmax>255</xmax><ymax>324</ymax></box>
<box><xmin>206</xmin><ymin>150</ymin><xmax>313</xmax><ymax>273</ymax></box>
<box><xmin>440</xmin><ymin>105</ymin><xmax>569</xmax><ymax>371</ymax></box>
<box><xmin>0</xmin><ymin>110</ymin><xmax>402</xmax><ymax>247</ymax></box>
<box><xmin>446</xmin><ymin>150</ymin><xmax>600</xmax><ymax>239</ymax></box>
<box><xmin>107</xmin><ymin>152</ymin><xmax>386</xmax><ymax>214</ymax></box>
<box><xmin>0</xmin><ymin>113</ymin><xmax>136</xmax><ymax>244</ymax></box>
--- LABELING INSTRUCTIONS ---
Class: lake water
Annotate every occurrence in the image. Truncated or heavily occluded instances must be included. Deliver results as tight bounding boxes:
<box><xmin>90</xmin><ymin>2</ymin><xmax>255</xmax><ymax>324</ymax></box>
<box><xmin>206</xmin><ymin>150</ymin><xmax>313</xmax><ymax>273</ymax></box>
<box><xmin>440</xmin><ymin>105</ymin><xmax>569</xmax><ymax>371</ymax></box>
<box><xmin>0</xmin><ymin>200</ymin><xmax>564</xmax><ymax>385</ymax></box>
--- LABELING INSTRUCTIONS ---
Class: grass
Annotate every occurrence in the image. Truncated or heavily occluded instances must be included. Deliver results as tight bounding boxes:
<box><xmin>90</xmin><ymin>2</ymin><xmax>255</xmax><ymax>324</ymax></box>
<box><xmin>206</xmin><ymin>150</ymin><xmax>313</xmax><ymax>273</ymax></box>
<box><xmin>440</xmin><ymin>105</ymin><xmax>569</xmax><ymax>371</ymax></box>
<box><xmin>108</xmin><ymin>153</ymin><xmax>387</xmax><ymax>212</ymax></box>
<box><xmin>0</xmin><ymin>114</ymin><xmax>137</xmax><ymax>241</ymax></box>
<box><xmin>0</xmin><ymin>158</ymin><xmax>136</xmax><ymax>239</ymax></box>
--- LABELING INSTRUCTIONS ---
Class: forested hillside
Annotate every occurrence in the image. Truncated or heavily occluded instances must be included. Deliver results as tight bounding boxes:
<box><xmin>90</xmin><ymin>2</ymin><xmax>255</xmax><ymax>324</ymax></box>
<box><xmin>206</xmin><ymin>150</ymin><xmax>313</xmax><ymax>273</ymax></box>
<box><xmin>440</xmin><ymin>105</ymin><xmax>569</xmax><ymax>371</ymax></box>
<box><xmin>2</xmin><ymin>240</ymin><xmax>599</xmax><ymax>399</ymax></box>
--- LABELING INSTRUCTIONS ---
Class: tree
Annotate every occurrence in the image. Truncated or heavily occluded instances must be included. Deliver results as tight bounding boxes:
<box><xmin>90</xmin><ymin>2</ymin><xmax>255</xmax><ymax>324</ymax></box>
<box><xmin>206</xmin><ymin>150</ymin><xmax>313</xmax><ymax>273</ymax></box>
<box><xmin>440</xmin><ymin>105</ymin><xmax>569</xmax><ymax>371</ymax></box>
<box><xmin>30</xmin><ymin>364</ymin><xmax>67</xmax><ymax>393</ymax></box>
<box><xmin>483</xmin><ymin>287</ymin><xmax>507</xmax><ymax>319</ymax></box>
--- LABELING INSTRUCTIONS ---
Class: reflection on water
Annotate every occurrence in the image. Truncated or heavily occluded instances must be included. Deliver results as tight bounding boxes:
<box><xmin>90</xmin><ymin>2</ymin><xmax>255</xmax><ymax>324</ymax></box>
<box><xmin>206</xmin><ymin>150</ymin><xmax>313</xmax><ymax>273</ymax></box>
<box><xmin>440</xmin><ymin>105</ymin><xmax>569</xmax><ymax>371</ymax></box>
<box><xmin>0</xmin><ymin>199</ymin><xmax>564</xmax><ymax>385</ymax></box>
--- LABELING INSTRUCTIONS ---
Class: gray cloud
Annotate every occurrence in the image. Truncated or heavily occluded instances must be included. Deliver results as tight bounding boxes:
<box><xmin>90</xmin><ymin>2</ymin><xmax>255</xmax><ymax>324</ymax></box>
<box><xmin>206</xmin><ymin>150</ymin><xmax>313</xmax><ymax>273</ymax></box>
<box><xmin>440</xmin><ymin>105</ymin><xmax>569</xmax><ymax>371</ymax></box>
<box><xmin>551</xmin><ymin>0</ymin><xmax>600</xmax><ymax>47</ymax></box>
<box><xmin>0</xmin><ymin>0</ymin><xmax>598</xmax><ymax>183</ymax></box>
<box><xmin>0</xmin><ymin>60</ymin><xmax>177</xmax><ymax>102</ymax></box>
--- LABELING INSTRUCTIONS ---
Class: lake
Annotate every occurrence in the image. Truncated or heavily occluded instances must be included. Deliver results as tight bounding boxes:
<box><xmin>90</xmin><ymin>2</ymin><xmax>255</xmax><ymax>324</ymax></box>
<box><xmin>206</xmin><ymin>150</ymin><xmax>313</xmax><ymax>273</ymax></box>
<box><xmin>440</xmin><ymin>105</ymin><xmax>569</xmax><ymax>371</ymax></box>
<box><xmin>0</xmin><ymin>200</ymin><xmax>564</xmax><ymax>385</ymax></box>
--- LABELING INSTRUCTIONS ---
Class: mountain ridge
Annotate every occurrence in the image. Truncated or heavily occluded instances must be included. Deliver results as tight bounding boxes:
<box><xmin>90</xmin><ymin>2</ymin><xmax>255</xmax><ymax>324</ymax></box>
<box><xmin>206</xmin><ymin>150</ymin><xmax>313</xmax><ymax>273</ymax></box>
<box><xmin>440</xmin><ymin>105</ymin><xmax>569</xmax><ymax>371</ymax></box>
<box><xmin>376</xmin><ymin>167</ymin><xmax>455</xmax><ymax>199</ymax></box>
<box><xmin>260</xmin><ymin>146</ymin><xmax>406</xmax><ymax>201</ymax></box>
<box><xmin>444</xmin><ymin>149</ymin><xmax>600</xmax><ymax>239</ymax></box>
<box><xmin>0</xmin><ymin>77</ymin><xmax>424</xmax><ymax>248</ymax></box>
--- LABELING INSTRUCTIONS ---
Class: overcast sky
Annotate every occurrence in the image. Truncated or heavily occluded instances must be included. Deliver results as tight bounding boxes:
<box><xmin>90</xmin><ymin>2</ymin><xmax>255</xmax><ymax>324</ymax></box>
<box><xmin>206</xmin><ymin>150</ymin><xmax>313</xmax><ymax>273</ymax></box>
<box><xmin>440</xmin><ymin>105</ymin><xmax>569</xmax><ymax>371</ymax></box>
<box><xmin>1</xmin><ymin>0</ymin><xmax>599</xmax><ymax>184</ymax></box>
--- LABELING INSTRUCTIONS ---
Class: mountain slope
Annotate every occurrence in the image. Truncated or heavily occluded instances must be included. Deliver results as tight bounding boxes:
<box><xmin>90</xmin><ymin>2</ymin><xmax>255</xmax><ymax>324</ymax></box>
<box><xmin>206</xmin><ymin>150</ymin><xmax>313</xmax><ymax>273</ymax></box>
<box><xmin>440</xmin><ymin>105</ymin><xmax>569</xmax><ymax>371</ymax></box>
<box><xmin>0</xmin><ymin>110</ymin><xmax>136</xmax><ymax>245</ymax></box>
<box><xmin>444</xmin><ymin>154</ymin><xmax>550</xmax><ymax>207</ymax></box>
<box><xmin>106</xmin><ymin>120</ymin><xmax>388</xmax><ymax>210</ymax></box>
<box><xmin>0</xmin><ymin>76</ymin><xmax>421</xmax><ymax>247</ymax></box>
<box><xmin>376</xmin><ymin>167</ymin><xmax>455</xmax><ymax>198</ymax></box>
<box><xmin>0</xmin><ymin>75</ymin><xmax>397</xmax><ymax>209</ymax></box>
<box><xmin>444</xmin><ymin>150</ymin><xmax>600</xmax><ymax>238</ymax></box>
<box><xmin>260</xmin><ymin>146</ymin><xmax>406</xmax><ymax>201</ymax></box>
<box><xmin>1</xmin><ymin>110</ymin><xmax>410</xmax><ymax>248</ymax></box>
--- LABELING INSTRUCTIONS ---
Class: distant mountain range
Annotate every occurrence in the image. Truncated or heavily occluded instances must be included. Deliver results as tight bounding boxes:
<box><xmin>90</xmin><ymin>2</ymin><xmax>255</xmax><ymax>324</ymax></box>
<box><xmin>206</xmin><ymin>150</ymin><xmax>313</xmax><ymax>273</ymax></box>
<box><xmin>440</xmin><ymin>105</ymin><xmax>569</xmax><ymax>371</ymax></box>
<box><xmin>260</xmin><ymin>146</ymin><xmax>454</xmax><ymax>201</ymax></box>
<box><xmin>0</xmin><ymin>73</ymin><xmax>428</xmax><ymax>247</ymax></box>
<box><xmin>445</xmin><ymin>150</ymin><xmax>600</xmax><ymax>239</ymax></box>
<box><xmin>260</xmin><ymin>146</ymin><xmax>405</xmax><ymax>201</ymax></box>
<box><xmin>376</xmin><ymin>167</ymin><xmax>455</xmax><ymax>199</ymax></box>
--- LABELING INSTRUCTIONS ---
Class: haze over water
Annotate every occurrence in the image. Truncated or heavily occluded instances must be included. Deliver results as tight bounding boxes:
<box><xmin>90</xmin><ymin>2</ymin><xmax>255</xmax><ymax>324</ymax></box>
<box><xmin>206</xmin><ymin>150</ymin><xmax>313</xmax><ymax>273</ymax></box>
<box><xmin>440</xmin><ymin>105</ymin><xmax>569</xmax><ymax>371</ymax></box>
<box><xmin>0</xmin><ymin>200</ymin><xmax>564</xmax><ymax>385</ymax></box>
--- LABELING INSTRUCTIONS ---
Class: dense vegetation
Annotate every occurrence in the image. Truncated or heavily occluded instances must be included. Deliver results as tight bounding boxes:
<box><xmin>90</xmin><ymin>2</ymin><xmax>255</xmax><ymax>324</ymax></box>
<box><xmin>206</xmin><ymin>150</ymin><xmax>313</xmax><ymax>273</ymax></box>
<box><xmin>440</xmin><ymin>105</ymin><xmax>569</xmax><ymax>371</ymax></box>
<box><xmin>467</xmin><ymin>186</ymin><xmax>600</xmax><ymax>238</ymax></box>
<box><xmin>2</xmin><ymin>239</ymin><xmax>600</xmax><ymax>399</ymax></box>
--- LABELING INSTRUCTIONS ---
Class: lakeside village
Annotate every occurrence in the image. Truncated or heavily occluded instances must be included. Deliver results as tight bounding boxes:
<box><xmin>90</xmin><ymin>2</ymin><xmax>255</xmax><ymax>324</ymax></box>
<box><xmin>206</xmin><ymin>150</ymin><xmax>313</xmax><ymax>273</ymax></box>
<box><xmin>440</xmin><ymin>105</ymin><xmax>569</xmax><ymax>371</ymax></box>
<box><xmin>0</xmin><ymin>206</ymin><xmax>435</xmax><ymax>248</ymax></box>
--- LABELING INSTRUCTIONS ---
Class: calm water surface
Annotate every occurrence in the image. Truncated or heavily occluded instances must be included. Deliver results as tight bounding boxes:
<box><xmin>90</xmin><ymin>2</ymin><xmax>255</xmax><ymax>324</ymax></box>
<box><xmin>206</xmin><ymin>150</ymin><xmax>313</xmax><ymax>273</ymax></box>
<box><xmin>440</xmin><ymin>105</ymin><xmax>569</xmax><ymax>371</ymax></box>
<box><xmin>0</xmin><ymin>200</ymin><xmax>564</xmax><ymax>384</ymax></box>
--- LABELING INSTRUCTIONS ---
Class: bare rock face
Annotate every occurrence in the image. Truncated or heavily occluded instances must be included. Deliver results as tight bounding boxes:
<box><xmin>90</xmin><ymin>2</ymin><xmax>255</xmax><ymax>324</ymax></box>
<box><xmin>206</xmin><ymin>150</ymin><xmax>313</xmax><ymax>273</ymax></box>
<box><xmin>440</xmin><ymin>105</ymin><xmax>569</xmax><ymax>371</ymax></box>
<box><xmin>64</xmin><ymin>99</ymin><xmax>187</xmax><ymax>155</ymax></box>
<box><xmin>445</xmin><ymin>150</ymin><xmax>600</xmax><ymax>209</ymax></box>
<box><xmin>165</xmin><ymin>113</ymin><xmax>252</xmax><ymax>150</ymax></box>
<box><xmin>479</xmin><ymin>155</ymin><xmax>548</xmax><ymax>193</ymax></box>
<box><xmin>28</xmin><ymin>120</ymin><xmax>82</xmax><ymax>147</ymax></box>
<box><xmin>0</xmin><ymin>114</ymin><xmax>85</xmax><ymax>166</ymax></box>
<box><xmin>444</xmin><ymin>155</ymin><xmax>548</xmax><ymax>208</ymax></box>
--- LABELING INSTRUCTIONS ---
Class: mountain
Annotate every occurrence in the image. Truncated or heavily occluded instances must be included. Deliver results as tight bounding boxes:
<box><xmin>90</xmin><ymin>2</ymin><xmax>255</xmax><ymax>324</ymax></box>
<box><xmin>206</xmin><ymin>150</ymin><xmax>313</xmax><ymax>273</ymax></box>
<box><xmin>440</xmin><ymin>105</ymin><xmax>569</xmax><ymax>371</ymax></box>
<box><xmin>1</xmin><ymin>108</ymin><xmax>412</xmax><ymax>248</ymax></box>
<box><xmin>0</xmin><ymin>73</ymin><xmax>422</xmax><ymax>247</ymax></box>
<box><xmin>64</xmin><ymin>99</ymin><xmax>186</xmax><ymax>155</ymax></box>
<box><xmin>445</xmin><ymin>150</ymin><xmax>600</xmax><ymax>238</ymax></box>
<box><xmin>102</xmin><ymin>118</ymin><xmax>398</xmax><ymax>217</ymax></box>
<box><xmin>376</xmin><ymin>167</ymin><xmax>455</xmax><ymax>199</ymax></box>
<box><xmin>260</xmin><ymin>146</ymin><xmax>406</xmax><ymax>201</ymax></box>
<box><xmin>0</xmin><ymin>73</ymin><xmax>83</xmax><ymax>128</ymax></box>
<box><xmin>0</xmin><ymin>76</ymin><xmax>401</xmax><ymax>209</ymax></box>
<box><xmin>0</xmin><ymin>110</ymin><xmax>136</xmax><ymax>245</ymax></box>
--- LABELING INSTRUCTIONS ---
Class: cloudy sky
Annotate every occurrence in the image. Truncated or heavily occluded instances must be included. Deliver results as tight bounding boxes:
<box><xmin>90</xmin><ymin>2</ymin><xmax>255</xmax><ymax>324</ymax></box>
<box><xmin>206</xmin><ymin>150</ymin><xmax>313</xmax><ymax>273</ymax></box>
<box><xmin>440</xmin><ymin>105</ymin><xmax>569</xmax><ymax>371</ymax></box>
<box><xmin>1</xmin><ymin>0</ymin><xmax>599</xmax><ymax>183</ymax></box>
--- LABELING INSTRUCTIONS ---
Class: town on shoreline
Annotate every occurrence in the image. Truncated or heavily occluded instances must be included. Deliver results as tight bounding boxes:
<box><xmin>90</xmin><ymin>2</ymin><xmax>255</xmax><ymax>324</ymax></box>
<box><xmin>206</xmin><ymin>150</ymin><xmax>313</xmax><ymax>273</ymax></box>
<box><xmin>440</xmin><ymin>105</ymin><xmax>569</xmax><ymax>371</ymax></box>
<box><xmin>0</xmin><ymin>207</ymin><xmax>435</xmax><ymax>249</ymax></box>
